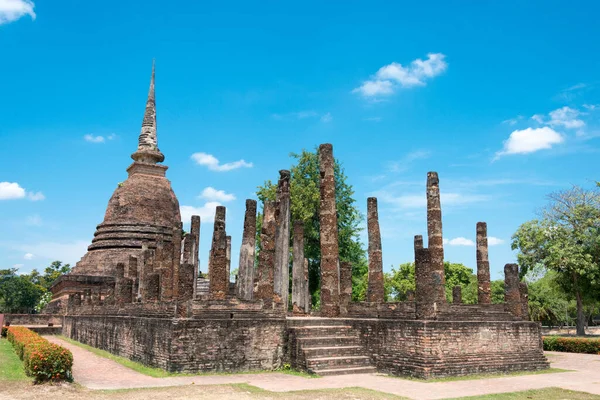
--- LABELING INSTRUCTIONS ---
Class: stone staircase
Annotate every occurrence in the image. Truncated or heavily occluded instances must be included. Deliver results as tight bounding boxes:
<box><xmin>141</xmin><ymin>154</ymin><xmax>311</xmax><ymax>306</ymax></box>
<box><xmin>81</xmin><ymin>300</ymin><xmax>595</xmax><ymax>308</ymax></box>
<box><xmin>287</xmin><ymin>317</ymin><xmax>376</xmax><ymax>376</ymax></box>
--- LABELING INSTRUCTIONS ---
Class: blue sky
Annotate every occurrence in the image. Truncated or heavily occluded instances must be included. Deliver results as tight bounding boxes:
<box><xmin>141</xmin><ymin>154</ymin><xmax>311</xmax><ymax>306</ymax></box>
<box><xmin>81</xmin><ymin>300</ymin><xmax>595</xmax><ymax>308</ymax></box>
<box><xmin>1</xmin><ymin>1</ymin><xmax>599</xmax><ymax>281</ymax></box>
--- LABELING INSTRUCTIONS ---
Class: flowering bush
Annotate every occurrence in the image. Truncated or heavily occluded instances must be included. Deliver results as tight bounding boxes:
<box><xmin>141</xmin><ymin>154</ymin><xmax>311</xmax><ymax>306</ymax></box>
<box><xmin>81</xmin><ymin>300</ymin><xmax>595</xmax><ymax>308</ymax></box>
<box><xmin>7</xmin><ymin>326</ymin><xmax>73</xmax><ymax>382</ymax></box>
<box><xmin>543</xmin><ymin>336</ymin><xmax>600</xmax><ymax>354</ymax></box>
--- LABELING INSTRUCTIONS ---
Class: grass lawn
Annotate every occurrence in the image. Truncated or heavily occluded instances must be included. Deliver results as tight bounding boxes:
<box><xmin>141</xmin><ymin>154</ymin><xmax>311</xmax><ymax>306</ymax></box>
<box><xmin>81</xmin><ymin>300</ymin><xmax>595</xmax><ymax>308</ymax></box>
<box><xmin>0</xmin><ymin>337</ymin><xmax>28</xmax><ymax>381</ymax></box>
<box><xmin>57</xmin><ymin>335</ymin><xmax>317</xmax><ymax>379</ymax></box>
<box><xmin>448</xmin><ymin>387</ymin><xmax>600</xmax><ymax>399</ymax></box>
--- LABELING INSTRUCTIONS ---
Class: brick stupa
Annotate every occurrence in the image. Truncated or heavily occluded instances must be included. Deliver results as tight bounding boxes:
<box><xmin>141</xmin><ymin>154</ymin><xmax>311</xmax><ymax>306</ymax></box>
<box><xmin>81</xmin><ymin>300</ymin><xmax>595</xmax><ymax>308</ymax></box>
<box><xmin>47</xmin><ymin>63</ymin><xmax>181</xmax><ymax>310</ymax></box>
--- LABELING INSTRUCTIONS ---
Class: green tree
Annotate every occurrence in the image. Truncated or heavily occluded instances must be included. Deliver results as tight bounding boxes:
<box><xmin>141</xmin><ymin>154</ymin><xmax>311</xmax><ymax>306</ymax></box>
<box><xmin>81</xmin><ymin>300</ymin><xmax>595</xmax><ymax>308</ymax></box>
<box><xmin>0</xmin><ymin>269</ymin><xmax>44</xmax><ymax>313</ymax></box>
<box><xmin>512</xmin><ymin>185</ymin><xmax>600</xmax><ymax>335</ymax></box>
<box><xmin>257</xmin><ymin>148</ymin><xmax>368</xmax><ymax>307</ymax></box>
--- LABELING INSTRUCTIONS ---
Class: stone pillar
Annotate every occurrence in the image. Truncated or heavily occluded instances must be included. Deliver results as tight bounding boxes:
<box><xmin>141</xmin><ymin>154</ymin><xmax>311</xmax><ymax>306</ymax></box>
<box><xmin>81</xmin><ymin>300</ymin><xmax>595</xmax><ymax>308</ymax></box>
<box><xmin>115</xmin><ymin>263</ymin><xmax>133</xmax><ymax>304</ymax></box>
<box><xmin>274</xmin><ymin>170</ymin><xmax>291</xmax><ymax>310</ymax></box>
<box><xmin>292</xmin><ymin>221</ymin><xmax>306</xmax><ymax>313</ymax></box>
<box><xmin>339</xmin><ymin>261</ymin><xmax>353</xmax><ymax>315</ymax></box>
<box><xmin>414</xmin><ymin>236</ymin><xmax>435</xmax><ymax>319</ymax></box>
<box><xmin>171</xmin><ymin>223</ymin><xmax>183</xmax><ymax>298</ymax></box>
<box><xmin>128</xmin><ymin>255</ymin><xmax>139</xmax><ymax>302</ymax></box>
<box><xmin>452</xmin><ymin>286</ymin><xmax>462</xmax><ymax>304</ymax></box>
<box><xmin>319</xmin><ymin>143</ymin><xmax>340</xmax><ymax>317</ymax></box>
<box><xmin>73</xmin><ymin>293</ymin><xmax>81</xmax><ymax>307</ymax></box>
<box><xmin>146</xmin><ymin>273</ymin><xmax>160</xmax><ymax>301</ymax></box>
<box><xmin>255</xmin><ymin>201</ymin><xmax>276</xmax><ymax>302</ymax></box>
<box><xmin>426</xmin><ymin>172</ymin><xmax>446</xmax><ymax>304</ymax></box>
<box><xmin>520</xmin><ymin>282</ymin><xmax>529</xmax><ymax>321</ymax></box>
<box><xmin>303</xmin><ymin>258</ymin><xmax>310</xmax><ymax>313</ymax></box>
<box><xmin>209</xmin><ymin>206</ymin><xmax>228</xmax><ymax>300</ymax></box>
<box><xmin>477</xmin><ymin>222</ymin><xmax>491</xmax><ymax>304</ymax></box>
<box><xmin>84</xmin><ymin>289</ymin><xmax>92</xmax><ymax>306</ymax></box>
<box><xmin>504</xmin><ymin>263</ymin><xmax>522</xmax><ymax>318</ymax></box>
<box><xmin>191</xmin><ymin>214</ymin><xmax>201</xmax><ymax>271</ymax></box>
<box><xmin>226</xmin><ymin>235</ymin><xmax>232</xmax><ymax>284</ymax></box>
<box><xmin>157</xmin><ymin>241</ymin><xmax>174</xmax><ymax>301</ymax></box>
<box><xmin>238</xmin><ymin>199</ymin><xmax>257</xmax><ymax>300</ymax></box>
<box><xmin>178</xmin><ymin>263</ymin><xmax>195</xmax><ymax>301</ymax></box>
<box><xmin>367</xmin><ymin>197</ymin><xmax>384</xmax><ymax>303</ymax></box>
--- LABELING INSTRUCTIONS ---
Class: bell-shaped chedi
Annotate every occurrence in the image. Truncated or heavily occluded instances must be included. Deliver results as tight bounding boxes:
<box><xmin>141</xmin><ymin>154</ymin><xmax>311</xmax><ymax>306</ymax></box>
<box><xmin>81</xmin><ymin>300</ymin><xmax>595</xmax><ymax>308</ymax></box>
<box><xmin>72</xmin><ymin>62</ymin><xmax>181</xmax><ymax>277</ymax></box>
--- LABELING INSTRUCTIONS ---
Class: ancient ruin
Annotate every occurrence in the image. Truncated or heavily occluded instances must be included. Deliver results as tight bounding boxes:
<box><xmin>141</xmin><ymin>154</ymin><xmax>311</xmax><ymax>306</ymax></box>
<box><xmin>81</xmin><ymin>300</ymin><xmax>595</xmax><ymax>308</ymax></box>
<box><xmin>36</xmin><ymin>65</ymin><xmax>547</xmax><ymax>378</ymax></box>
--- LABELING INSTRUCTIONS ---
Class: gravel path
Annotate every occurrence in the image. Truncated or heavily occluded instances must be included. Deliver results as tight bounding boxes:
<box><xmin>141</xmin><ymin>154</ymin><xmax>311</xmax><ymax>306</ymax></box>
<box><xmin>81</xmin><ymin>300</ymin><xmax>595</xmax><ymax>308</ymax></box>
<box><xmin>46</xmin><ymin>336</ymin><xmax>600</xmax><ymax>399</ymax></box>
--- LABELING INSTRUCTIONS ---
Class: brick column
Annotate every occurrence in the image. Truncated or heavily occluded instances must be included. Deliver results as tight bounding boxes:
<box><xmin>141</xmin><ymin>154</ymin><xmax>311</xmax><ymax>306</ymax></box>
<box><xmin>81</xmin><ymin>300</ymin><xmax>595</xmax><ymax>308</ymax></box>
<box><xmin>426</xmin><ymin>172</ymin><xmax>446</xmax><ymax>305</ymax></box>
<box><xmin>115</xmin><ymin>263</ymin><xmax>133</xmax><ymax>304</ymax></box>
<box><xmin>319</xmin><ymin>143</ymin><xmax>340</xmax><ymax>317</ymax></box>
<box><xmin>171</xmin><ymin>223</ymin><xmax>182</xmax><ymax>298</ymax></box>
<box><xmin>226</xmin><ymin>235</ymin><xmax>232</xmax><ymax>284</ymax></box>
<box><xmin>477</xmin><ymin>222</ymin><xmax>491</xmax><ymax>304</ymax></box>
<box><xmin>303</xmin><ymin>258</ymin><xmax>310</xmax><ymax>313</ymax></box>
<box><xmin>414</xmin><ymin>235</ymin><xmax>435</xmax><ymax>319</ymax></box>
<box><xmin>292</xmin><ymin>220</ymin><xmax>306</xmax><ymax>313</ymax></box>
<box><xmin>339</xmin><ymin>261</ymin><xmax>353</xmax><ymax>315</ymax></box>
<box><xmin>128</xmin><ymin>255</ymin><xmax>139</xmax><ymax>302</ymax></box>
<box><xmin>255</xmin><ymin>201</ymin><xmax>276</xmax><ymax>302</ymax></box>
<box><xmin>209</xmin><ymin>206</ymin><xmax>228</xmax><ymax>300</ymax></box>
<box><xmin>452</xmin><ymin>286</ymin><xmax>462</xmax><ymax>304</ymax></box>
<box><xmin>367</xmin><ymin>197</ymin><xmax>384</xmax><ymax>303</ymax></box>
<box><xmin>520</xmin><ymin>282</ymin><xmax>529</xmax><ymax>321</ymax></box>
<box><xmin>191</xmin><ymin>215</ymin><xmax>200</xmax><ymax>272</ymax></box>
<box><xmin>274</xmin><ymin>170</ymin><xmax>291</xmax><ymax>310</ymax></box>
<box><xmin>238</xmin><ymin>199</ymin><xmax>257</xmax><ymax>300</ymax></box>
<box><xmin>504</xmin><ymin>263</ymin><xmax>522</xmax><ymax>318</ymax></box>
<box><xmin>178</xmin><ymin>263</ymin><xmax>195</xmax><ymax>301</ymax></box>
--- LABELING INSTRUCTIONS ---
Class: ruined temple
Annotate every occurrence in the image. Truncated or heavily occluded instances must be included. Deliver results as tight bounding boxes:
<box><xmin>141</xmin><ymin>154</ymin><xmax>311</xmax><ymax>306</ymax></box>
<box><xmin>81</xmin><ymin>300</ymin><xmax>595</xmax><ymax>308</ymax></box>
<box><xmin>40</xmin><ymin>65</ymin><xmax>548</xmax><ymax>378</ymax></box>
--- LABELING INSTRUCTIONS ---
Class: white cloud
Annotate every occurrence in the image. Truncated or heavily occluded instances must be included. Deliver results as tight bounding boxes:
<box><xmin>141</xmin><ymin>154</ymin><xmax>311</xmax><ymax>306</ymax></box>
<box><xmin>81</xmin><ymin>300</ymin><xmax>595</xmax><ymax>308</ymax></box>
<box><xmin>387</xmin><ymin>150</ymin><xmax>431</xmax><ymax>172</ymax></box>
<box><xmin>548</xmin><ymin>106</ymin><xmax>585</xmax><ymax>129</ymax></box>
<box><xmin>496</xmin><ymin>127</ymin><xmax>564</xmax><ymax>158</ymax></box>
<box><xmin>180</xmin><ymin>202</ymin><xmax>221</xmax><ymax>223</ymax></box>
<box><xmin>531</xmin><ymin>114</ymin><xmax>545</xmax><ymax>124</ymax></box>
<box><xmin>320</xmin><ymin>112</ymin><xmax>332</xmax><ymax>123</ymax></box>
<box><xmin>200</xmin><ymin>187</ymin><xmax>236</xmax><ymax>202</ymax></box>
<box><xmin>2</xmin><ymin>240</ymin><xmax>89</xmax><ymax>265</ymax></box>
<box><xmin>488</xmin><ymin>237</ymin><xmax>505</xmax><ymax>246</ymax></box>
<box><xmin>23</xmin><ymin>253</ymin><xmax>34</xmax><ymax>260</ymax></box>
<box><xmin>502</xmin><ymin>116</ymin><xmax>524</xmax><ymax>126</ymax></box>
<box><xmin>84</xmin><ymin>134</ymin><xmax>105</xmax><ymax>143</ymax></box>
<box><xmin>443</xmin><ymin>237</ymin><xmax>475</xmax><ymax>246</ymax></box>
<box><xmin>27</xmin><ymin>191</ymin><xmax>45</xmax><ymax>201</ymax></box>
<box><xmin>375</xmin><ymin>190</ymin><xmax>488</xmax><ymax>209</ymax></box>
<box><xmin>26</xmin><ymin>214</ymin><xmax>42</xmax><ymax>226</ymax></box>
<box><xmin>0</xmin><ymin>0</ymin><xmax>35</xmax><ymax>25</ymax></box>
<box><xmin>583</xmin><ymin>104</ymin><xmax>598</xmax><ymax>111</ymax></box>
<box><xmin>353</xmin><ymin>53</ymin><xmax>447</xmax><ymax>98</ymax></box>
<box><xmin>191</xmin><ymin>152</ymin><xmax>253</xmax><ymax>172</ymax></box>
<box><xmin>0</xmin><ymin>181</ymin><xmax>25</xmax><ymax>199</ymax></box>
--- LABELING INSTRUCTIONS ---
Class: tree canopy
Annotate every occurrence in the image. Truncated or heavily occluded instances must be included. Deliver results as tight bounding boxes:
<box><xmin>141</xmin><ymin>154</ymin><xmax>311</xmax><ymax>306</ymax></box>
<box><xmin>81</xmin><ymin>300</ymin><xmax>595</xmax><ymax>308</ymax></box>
<box><xmin>257</xmin><ymin>148</ymin><xmax>368</xmax><ymax>307</ymax></box>
<box><xmin>512</xmin><ymin>185</ymin><xmax>600</xmax><ymax>335</ymax></box>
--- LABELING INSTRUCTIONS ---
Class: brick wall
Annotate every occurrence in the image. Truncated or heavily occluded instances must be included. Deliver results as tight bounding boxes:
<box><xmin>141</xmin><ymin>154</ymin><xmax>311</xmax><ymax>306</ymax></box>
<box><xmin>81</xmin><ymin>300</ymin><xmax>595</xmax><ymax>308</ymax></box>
<box><xmin>4</xmin><ymin>314</ymin><xmax>63</xmax><ymax>326</ymax></box>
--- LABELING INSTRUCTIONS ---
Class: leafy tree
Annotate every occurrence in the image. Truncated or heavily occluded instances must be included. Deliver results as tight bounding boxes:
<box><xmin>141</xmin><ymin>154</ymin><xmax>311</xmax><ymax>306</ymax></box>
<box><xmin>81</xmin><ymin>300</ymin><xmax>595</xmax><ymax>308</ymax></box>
<box><xmin>384</xmin><ymin>263</ymin><xmax>414</xmax><ymax>301</ymax></box>
<box><xmin>257</xmin><ymin>148</ymin><xmax>368</xmax><ymax>307</ymax></box>
<box><xmin>0</xmin><ymin>269</ymin><xmax>44</xmax><ymax>313</ymax></box>
<box><xmin>512</xmin><ymin>185</ymin><xmax>600</xmax><ymax>335</ymax></box>
<box><xmin>490</xmin><ymin>280</ymin><xmax>505</xmax><ymax>304</ymax></box>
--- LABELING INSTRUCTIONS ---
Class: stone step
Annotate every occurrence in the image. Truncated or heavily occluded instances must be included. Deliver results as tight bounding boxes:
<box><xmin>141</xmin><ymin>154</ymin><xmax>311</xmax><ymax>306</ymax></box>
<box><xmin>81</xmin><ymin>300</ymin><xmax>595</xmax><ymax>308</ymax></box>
<box><xmin>286</xmin><ymin>317</ymin><xmax>354</xmax><ymax>327</ymax></box>
<box><xmin>309</xmin><ymin>366</ymin><xmax>377</xmax><ymax>376</ymax></box>
<box><xmin>290</xmin><ymin>326</ymin><xmax>353</xmax><ymax>337</ymax></box>
<box><xmin>303</xmin><ymin>345</ymin><xmax>363</xmax><ymax>358</ymax></box>
<box><xmin>306</xmin><ymin>355</ymin><xmax>371</xmax><ymax>370</ymax></box>
<box><xmin>297</xmin><ymin>336</ymin><xmax>360</xmax><ymax>346</ymax></box>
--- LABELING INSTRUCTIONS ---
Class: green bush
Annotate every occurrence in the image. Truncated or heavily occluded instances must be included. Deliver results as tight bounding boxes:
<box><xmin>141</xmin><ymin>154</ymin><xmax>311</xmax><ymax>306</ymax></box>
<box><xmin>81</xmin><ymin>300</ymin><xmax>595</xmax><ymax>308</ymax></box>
<box><xmin>543</xmin><ymin>336</ymin><xmax>600</xmax><ymax>354</ymax></box>
<box><xmin>1</xmin><ymin>327</ymin><xmax>7</xmax><ymax>337</ymax></box>
<box><xmin>7</xmin><ymin>326</ymin><xmax>73</xmax><ymax>382</ymax></box>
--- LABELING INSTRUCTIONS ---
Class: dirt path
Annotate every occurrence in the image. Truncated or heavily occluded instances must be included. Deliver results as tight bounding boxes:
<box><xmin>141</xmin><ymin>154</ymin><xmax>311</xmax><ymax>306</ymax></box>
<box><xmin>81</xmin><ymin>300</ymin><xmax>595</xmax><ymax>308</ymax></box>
<box><xmin>46</xmin><ymin>337</ymin><xmax>600</xmax><ymax>399</ymax></box>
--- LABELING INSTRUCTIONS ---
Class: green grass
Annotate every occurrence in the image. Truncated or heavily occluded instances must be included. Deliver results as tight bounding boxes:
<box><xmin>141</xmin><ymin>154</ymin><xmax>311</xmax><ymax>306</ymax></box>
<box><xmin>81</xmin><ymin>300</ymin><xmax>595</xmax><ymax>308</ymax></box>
<box><xmin>385</xmin><ymin>368</ymin><xmax>570</xmax><ymax>383</ymax></box>
<box><xmin>448</xmin><ymin>387</ymin><xmax>600</xmax><ymax>399</ymax></box>
<box><xmin>231</xmin><ymin>383</ymin><xmax>408</xmax><ymax>398</ymax></box>
<box><xmin>57</xmin><ymin>335</ymin><xmax>317</xmax><ymax>379</ymax></box>
<box><xmin>0</xmin><ymin>338</ymin><xmax>28</xmax><ymax>381</ymax></box>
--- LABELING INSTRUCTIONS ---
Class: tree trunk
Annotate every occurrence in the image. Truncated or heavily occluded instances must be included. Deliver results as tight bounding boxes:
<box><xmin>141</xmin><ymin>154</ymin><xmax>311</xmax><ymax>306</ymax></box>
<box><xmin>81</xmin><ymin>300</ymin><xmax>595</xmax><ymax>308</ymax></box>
<box><xmin>573</xmin><ymin>273</ymin><xmax>586</xmax><ymax>336</ymax></box>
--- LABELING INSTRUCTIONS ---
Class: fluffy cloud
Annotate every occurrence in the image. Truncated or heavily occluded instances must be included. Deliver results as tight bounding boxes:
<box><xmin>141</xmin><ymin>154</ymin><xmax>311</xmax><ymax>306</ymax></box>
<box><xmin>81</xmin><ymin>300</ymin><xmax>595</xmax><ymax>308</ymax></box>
<box><xmin>0</xmin><ymin>181</ymin><xmax>25</xmax><ymax>199</ymax></box>
<box><xmin>496</xmin><ymin>127</ymin><xmax>563</xmax><ymax>158</ymax></box>
<box><xmin>200</xmin><ymin>187</ymin><xmax>236</xmax><ymax>202</ymax></box>
<box><xmin>488</xmin><ymin>237</ymin><xmax>505</xmax><ymax>246</ymax></box>
<box><xmin>7</xmin><ymin>240</ymin><xmax>88</xmax><ymax>265</ymax></box>
<box><xmin>23</xmin><ymin>253</ymin><xmax>34</xmax><ymax>260</ymax></box>
<box><xmin>375</xmin><ymin>190</ymin><xmax>489</xmax><ymax>209</ymax></box>
<box><xmin>353</xmin><ymin>53</ymin><xmax>447</xmax><ymax>97</ymax></box>
<box><xmin>548</xmin><ymin>106</ymin><xmax>585</xmax><ymax>129</ymax></box>
<box><xmin>84</xmin><ymin>134</ymin><xmax>116</xmax><ymax>143</ymax></box>
<box><xmin>0</xmin><ymin>0</ymin><xmax>35</xmax><ymax>25</ymax></box>
<box><xmin>180</xmin><ymin>202</ymin><xmax>221</xmax><ymax>223</ymax></box>
<box><xmin>0</xmin><ymin>182</ymin><xmax>44</xmax><ymax>201</ymax></box>
<box><xmin>191</xmin><ymin>152</ymin><xmax>253</xmax><ymax>172</ymax></box>
<box><xmin>443</xmin><ymin>237</ymin><xmax>475</xmax><ymax>246</ymax></box>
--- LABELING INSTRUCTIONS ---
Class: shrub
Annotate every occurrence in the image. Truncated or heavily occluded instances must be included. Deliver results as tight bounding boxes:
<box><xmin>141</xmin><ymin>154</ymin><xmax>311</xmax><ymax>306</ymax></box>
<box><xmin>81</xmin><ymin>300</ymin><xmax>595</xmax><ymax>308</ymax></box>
<box><xmin>543</xmin><ymin>336</ymin><xmax>600</xmax><ymax>354</ymax></box>
<box><xmin>7</xmin><ymin>326</ymin><xmax>73</xmax><ymax>382</ymax></box>
<box><xmin>1</xmin><ymin>327</ymin><xmax>7</xmax><ymax>337</ymax></box>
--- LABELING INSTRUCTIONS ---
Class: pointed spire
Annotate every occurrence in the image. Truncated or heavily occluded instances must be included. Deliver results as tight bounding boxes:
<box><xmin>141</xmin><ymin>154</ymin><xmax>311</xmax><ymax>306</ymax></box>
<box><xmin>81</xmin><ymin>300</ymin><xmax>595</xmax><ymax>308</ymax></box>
<box><xmin>132</xmin><ymin>60</ymin><xmax>164</xmax><ymax>164</ymax></box>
